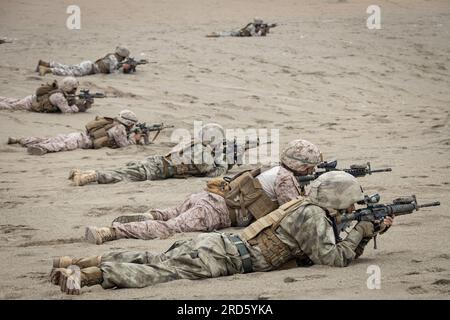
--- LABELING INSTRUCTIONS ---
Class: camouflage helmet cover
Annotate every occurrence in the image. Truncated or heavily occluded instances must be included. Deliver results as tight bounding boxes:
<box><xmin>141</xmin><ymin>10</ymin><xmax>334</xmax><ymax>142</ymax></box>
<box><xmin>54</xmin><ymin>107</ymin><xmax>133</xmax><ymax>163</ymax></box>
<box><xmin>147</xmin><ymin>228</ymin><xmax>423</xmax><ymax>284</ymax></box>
<box><xmin>280</xmin><ymin>139</ymin><xmax>321</xmax><ymax>172</ymax></box>
<box><xmin>307</xmin><ymin>171</ymin><xmax>364</xmax><ymax>210</ymax></box>
<box><xmin>253</xmin><ymin>17</ymin><xmax>264</xmax><ymax>24</ymax></box>
<box><xmin>117</xmin><ymin>109</ymin><xmax>138</xmax><ymax>127</ymax></box>
<box><xmin>115</xmin><ymin>46</ymin><xmax>130</xmax><ymax>58</ymax></box>
<box><xmin>60</xmin><ymin>77</ymin><xmax>79</xmax><ymax>93</ymax></box>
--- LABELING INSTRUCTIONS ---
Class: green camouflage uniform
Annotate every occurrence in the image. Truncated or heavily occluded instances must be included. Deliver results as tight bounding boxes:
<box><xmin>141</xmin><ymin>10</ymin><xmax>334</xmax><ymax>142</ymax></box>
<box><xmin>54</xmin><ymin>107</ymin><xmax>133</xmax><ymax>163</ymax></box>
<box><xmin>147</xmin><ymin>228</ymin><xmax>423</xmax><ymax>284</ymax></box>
<box><xmin>97</xmin><ymin>201</ymin><xmax>372</xmax><ymax>288</ymax></box>
<box><xmin>95</xmin><ymin>141</ymin><xmax>235</xmax><ymax>184</ymax></box>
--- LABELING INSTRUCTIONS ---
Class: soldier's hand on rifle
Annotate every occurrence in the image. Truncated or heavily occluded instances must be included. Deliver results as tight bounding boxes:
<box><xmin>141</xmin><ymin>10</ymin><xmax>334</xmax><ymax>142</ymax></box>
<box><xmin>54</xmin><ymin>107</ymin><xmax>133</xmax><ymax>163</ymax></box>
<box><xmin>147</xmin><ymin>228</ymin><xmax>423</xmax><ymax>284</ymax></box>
<box><xmin>377</xmin><ymin>215</ymin><xmax>394</xmax><ymax>234</ymax></box>
<box><xmin>133</xmin><ymin>132</ymin><xmax>142</xmax><ymax>142</ymax></box>
<box><xmin>122</xmin><ymin>63</ymin><xmax>132</xmax><ymax>74</ymax></box>
<box><xmin>75</xmin><ymin>99</ymin><xmax>92</xmax><ymax>112</ymax></box>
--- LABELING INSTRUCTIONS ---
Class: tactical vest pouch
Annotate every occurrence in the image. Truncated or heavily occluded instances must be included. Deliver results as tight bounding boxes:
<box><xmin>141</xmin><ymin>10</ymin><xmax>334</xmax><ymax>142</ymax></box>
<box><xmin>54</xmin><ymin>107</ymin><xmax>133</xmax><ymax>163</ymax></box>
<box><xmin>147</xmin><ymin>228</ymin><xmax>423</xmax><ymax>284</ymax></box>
<box><xmin>85</xmin><ymin>116</ymin><xmax>116</xmax><ymax>149</ymax></box>
<box><xmin>205</xmin><ymin>177</ymin><xmax>231</xmax><ymax>197</ymax></box>
<box><xmin>95</xmin><ymin>53</ymin><xmax>115</xmax><ymax>74</ymax></box>
<box><xmin>92</xmin><ymin>136</ymin><xmax>110</xmax><ymax>149</ymax></box>
<box><xmin>31</xmin><ymin>80</ymin><xmax>62</xmax><ymax>113</ymax></box>
<box><xmin>224</xmin><ymin>172</ymin><xmax>264</xmax><ymax>226</ymax></box>
<box><xmin>242</xmin><ymin>197</ymin><xmax>307</xmax><ymax>269</ymax></box>
<box><xmin>228</xmin><ymin>167</ymin><xmax>279</xmax><ymax>223</ymax></box>
<box><xmin>248</xmin><ymin>229</ymin><xmax>292</xmax><ymax>269</ymax></box>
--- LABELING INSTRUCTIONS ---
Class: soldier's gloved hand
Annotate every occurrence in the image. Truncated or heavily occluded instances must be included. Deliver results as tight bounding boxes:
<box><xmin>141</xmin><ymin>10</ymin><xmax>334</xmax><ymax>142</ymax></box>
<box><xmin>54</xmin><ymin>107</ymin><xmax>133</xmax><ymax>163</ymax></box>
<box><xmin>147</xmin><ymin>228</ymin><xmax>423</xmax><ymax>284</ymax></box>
<box><xmin>354</xmin><ymin>221</ymin><xmax>376</xmax><ymax>238</ymax></box>
<box><xmin>75</xmin><ymin>99</ymin><xmax>92</xmax><ymax>112</ymax></box>
<box><xmin>375</xmin><ymin>215</ymin><xmax>394</xmax><ymax>234</ymax></box>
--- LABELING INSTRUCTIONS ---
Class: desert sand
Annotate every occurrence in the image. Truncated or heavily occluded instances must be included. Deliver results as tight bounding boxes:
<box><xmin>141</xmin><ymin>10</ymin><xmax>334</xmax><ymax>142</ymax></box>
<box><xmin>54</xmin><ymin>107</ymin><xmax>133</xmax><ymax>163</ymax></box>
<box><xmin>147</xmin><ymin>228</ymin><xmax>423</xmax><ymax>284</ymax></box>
<box><xmin>0</xmin><ymin>0</ymin><xmax>449</xmax><ymax>299</ymax></box>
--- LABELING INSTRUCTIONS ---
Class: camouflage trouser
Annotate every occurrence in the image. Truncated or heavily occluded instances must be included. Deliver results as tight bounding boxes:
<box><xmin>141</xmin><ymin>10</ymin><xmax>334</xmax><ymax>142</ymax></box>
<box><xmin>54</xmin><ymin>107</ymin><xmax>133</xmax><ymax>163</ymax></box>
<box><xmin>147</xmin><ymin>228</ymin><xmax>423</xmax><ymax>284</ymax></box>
<box><xmin>20</xmin><ymin>132</ymin><xmax>93</xmax><ymax>153</ymax></box>
<box><xmin>0</xmin><ymin>95</ymin><xmax>33</xmax><ymax>111</ymax></box>
<box><xmin>210</xmin><ymin>31</ymin><xmax>241</xmax><ymax>37</ymax></box>
<box><xmin>99</xmin><ymin>232</ymin><xmax>244</xmax><ymax>288</ymax></box>
<box><xmin>50</xmin><ymin>61</ymin><xmax>95</xmax><ymax>77</ymax></box>
<box><xmin>114</xmin><ymin>191</ymin><xmax>231</xmax><ymax>239</ymax></box>
<box><xmin>96</xmin><ymin>155</ymin><xmax>174</xmax><ymax>184</ymax></box>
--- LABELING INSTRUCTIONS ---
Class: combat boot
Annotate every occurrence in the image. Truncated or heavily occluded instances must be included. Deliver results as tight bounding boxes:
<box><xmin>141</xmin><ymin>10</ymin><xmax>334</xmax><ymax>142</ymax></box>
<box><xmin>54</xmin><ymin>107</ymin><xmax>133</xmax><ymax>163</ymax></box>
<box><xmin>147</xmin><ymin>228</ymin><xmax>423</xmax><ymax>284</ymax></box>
<box><xmin>85</xmin><ymin>226</ymin><xmax>120</xmax><ymax>245</ymax></box>
<box><xmin>111</xmin><ymin>212</ymin><xmax>155</xmax><ymax>225</ymax></box>
<box><xmin>52</xmin><ymin>265</ymin><xmax>103</xmax><ymax>295</ymax></box>
<box><xmin>50</xmin><ymin>256</ymin><xmax>101</xmax><ymax>285</ymax></box>
<box><xmin>7</xmin><ymin>137</ymin><xmax>21</xmax><ymax>144</ymax></box>
<box><xmin>35</xmin><ymin>59</ymin><xmax>50</xmax><ymax>72</ymax></box>
<box><xmin>27</xmin><ymin>145</ymin><xmax>47</xmax><ymax>155</ymax></box>
<box><xmin>53</xmin><ymin>255</ymin><xmax>101</xmax><ymax>269</ymax></box>
<box><xmin>38</xmin><ymin>65</ymin><xmax>52</xmax><ymax>76</ymax></box>
<box><xmin>68</xmin><ymin>168</ymin><xmax>81</xmax><ymax>180</ymax></box>
<box><xmin>72</xmin><ymin>170</ymin><xmax>98</xmax><ymax>186</ymax></box>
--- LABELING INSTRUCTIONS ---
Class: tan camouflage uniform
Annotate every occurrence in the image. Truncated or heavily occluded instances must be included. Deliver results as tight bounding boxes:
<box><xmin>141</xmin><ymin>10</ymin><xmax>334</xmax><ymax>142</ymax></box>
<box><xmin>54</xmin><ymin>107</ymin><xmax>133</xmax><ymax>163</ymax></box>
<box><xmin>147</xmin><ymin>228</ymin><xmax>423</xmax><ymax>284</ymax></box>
<box><xmin>112</xmin><ymin>166</ymin><xmax>301</xmax><ymax>240</ymax></box>
<box><xmin>0</xmin><ymin>92</ymin><xmax>79</xmax><ymax>113</ymax></box>
<box><xmin>19</xmin><ymin>123</ymin><xmax>135</xmax><ymax>153</ymax></box>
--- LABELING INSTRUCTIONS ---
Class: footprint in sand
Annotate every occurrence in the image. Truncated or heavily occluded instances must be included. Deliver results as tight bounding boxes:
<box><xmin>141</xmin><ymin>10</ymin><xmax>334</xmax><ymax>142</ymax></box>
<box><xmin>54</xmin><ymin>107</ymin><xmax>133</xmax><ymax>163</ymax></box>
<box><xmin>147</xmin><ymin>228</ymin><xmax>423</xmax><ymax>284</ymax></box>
<box><xmin>18</xmin><ymin>237</ymin><xmax>84</xmax><ymax>247</ymax></box>
<box><xmin>0</xmin><ymin>201</ymin><xmax>25</xmax><ymax>209</ymax></box>
<box><xmin>114</xmin><ymin>205</ymin><xmax>151</xmax><ymax>213</ymax></box>
<box><xmin>85</xmin><ymin>207</ymin><xmax>115</xmax><ymax>217</ymax></box>
<box><xmin>432</xmin><ymin>279</ymin><xmax>450</xmax><ymax>286</ymax></box>
<box><xmin>407</xmin><ymin>286</ymin><xmax>428</xmax><ymax>295</ymax></box>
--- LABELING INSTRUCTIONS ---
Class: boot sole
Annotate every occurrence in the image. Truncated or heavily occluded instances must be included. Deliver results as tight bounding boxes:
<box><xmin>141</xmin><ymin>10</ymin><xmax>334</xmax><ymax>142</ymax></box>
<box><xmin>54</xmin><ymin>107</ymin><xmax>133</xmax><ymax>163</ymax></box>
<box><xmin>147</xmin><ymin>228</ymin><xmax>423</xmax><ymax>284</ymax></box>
<box><xmin>111</xmin><ymin>214</ymin><xmax>152</xmax><ymax>225</ymax></box>
<box><xmin>59</xmin><ymin>265</ymin><xmax>81</xmax><ymax>295</ymax></box>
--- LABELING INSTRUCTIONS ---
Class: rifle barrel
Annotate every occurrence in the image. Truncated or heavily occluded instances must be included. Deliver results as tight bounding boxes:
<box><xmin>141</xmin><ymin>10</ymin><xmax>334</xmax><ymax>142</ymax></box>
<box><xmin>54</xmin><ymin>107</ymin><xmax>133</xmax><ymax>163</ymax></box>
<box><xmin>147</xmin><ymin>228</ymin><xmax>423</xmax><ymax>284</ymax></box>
<box><xmin>418</xmin><ymin>201</ymin><xmax>440</xmax><ymax>208</ymax></box>
<box><xmin>370</xmin><ymin>168</ymin><xmax>392</xmax><ymax>173</ymax></box>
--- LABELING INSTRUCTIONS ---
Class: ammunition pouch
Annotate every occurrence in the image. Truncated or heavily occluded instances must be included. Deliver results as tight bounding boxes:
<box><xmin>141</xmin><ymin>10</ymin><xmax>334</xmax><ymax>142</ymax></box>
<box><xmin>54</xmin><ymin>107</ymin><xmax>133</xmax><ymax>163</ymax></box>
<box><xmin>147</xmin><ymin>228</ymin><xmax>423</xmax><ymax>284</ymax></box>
<box><xmin>241</xmin><ymin>197</ymin><xmax>308</xmax><ymax>269</ymax></box>
<box><xmin>208</xmin><ymin>168</ymin><xmax>279</xmax><ymax>226</ymax></box>
<box><xmin>85</xmin><ymin>116</ymin><xmax>116</xmax><ymax>149</ymax></box>
<box><xmin>94</xmin><ymin>53</ymin><xmax>115</xmax><ymax>74</ymax></box>
<box><xmin>30</xmin><ymin>81</ymin><xmax>64</xmax><ymax>113</ymax></box>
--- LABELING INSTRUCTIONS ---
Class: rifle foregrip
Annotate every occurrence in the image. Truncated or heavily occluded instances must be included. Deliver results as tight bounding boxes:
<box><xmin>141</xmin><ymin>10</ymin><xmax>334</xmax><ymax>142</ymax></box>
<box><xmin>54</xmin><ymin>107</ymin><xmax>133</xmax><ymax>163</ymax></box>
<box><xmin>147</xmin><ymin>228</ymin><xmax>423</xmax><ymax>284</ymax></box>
<box><xmin>388</xmin><ymin>204</ymin><xmax>416</xmax><ymax>216</ymax></box>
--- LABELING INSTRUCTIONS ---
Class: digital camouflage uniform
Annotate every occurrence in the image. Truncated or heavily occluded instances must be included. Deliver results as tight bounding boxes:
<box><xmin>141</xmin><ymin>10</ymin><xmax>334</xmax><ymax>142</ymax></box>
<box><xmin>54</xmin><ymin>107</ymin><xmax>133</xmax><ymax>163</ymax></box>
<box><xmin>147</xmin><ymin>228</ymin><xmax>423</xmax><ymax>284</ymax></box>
<box><xmin>47</xmin><ymin>46</ymin><xmax>129</xmax><ymax>77</ymax></box>
<box><xmin>112</xmin><ymin>165</ymin><xmax>302</xmax><ymax>240</ymax></box>
<box><xmin>208</xmin><ymin>17</ymin><xmax>275</xmax><ymax>38</ymax></box>
<box><xmin>0</xmin><ymin>93</ymin><xmax>79</xmax><ymax>113</ymax></box>
<box><xmin>50</xmin><ymin>54</ymin><xmax>120</xmax><ymax>77</ymax></box>
<box><xmin>18</xmin><ymin>123</ymin><xmax>135</xmax><ymax>154</ymax></box>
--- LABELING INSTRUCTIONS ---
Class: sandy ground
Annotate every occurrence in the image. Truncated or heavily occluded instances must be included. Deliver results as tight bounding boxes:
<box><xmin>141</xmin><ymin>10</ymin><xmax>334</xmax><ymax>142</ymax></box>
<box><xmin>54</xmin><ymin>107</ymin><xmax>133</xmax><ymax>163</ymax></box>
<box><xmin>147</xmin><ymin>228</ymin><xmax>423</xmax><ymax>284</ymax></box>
<box><xmin>0</xmin><ymin>0</ymin><xmax>449</xmax><ymax>299</ymax></box>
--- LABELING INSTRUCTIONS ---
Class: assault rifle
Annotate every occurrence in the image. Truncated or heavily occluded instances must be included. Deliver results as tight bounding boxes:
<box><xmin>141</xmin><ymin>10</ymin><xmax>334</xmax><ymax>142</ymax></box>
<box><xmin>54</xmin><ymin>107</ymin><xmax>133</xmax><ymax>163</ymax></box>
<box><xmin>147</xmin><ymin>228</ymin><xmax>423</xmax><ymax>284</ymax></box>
<box><xmin>68</xmin><ymin>89</ymin><xmax>106</xmax><ymax>104</ymax></box>
<box><xmin>296</xmin><ymin>161</ymin><xmax>392</xmax><ymax>188</ymax></box>
<box><xmin>337</xmin><ymin>195</ymin><xmax>440</xmax><ymax>228</ymax></box>
<box><xmin>221</xmin><ymin>137</ymin><xmax>272</xmax><ymax>165</ymax></box>
<box><xmin>335</xmin><ymin>195</ymin><xmax>440</xmax><ymax>247</ymax></box>
<box><xmin>260</xmin><ymin>23</ymin><xmax>277</xmax><ymax>34</ymax></box>
<box><xmin>119</xmin><ymin>57</ymin><xmax>149</xmax><ymax>73</ymax></box>
<box><xmin>132</xmin><ymin>123</ymin><xmax>174</xmax><ymax>144</ymax></box>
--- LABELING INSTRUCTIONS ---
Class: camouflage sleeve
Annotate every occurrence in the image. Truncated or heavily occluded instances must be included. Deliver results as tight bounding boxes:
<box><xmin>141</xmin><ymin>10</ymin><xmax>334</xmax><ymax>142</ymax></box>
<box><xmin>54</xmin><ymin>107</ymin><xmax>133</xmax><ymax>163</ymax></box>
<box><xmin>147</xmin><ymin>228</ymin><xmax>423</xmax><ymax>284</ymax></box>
<box><xmin>194</xmin><ymin>144</ymin><xmax>228</xmax><ymax>177</ymax></box>
<box><xmin>274</xmin><ymin>168</ymin><xmax>301</xmax><ymax>205</ymax></box>
<box><xmin>280</xmin><ymin>205</ymin><xmax>366</xmax><ymax>267</ymax></box>
<box><xmin>205</xmin><ymin>163</ymin><xmax>228</xmax><ymax>177</ymax></box>
<box><xmin>49</xmin><ymin>92</ymin><xmax>79</xmax><ymax>113</ymax></box>
<box><xmin>109</xmin><ymin>55</ymin><xmax>121</xmax><ymax>73</ymax></box>
<box><xmin>107</xmin><ymin>124</ymin><xmax>136</xmax><ymax>148</ymax></box>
